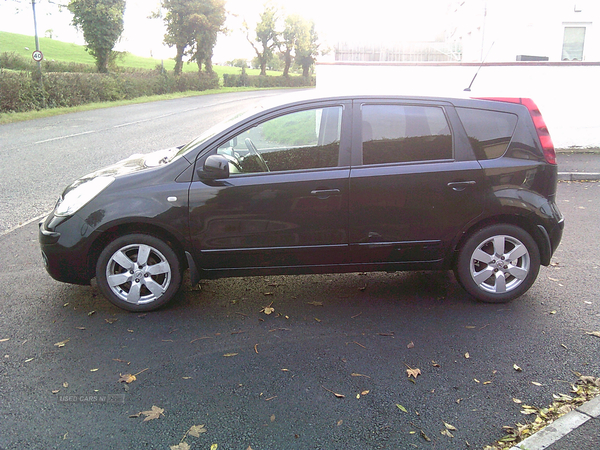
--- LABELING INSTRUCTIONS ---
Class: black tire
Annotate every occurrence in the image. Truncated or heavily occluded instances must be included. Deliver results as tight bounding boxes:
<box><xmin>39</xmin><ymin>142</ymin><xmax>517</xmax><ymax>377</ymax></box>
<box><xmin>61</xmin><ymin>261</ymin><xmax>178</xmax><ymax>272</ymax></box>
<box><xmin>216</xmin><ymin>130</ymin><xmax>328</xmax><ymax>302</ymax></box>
<box><xmin>96</xmin><ymin>234</ymin><xmax>182</xmax><ymax>312</ymax></box>
<box><xmin>455</xmin><ymin>224</ymin><xmax>540</xmax><ymax>303</ymax></box>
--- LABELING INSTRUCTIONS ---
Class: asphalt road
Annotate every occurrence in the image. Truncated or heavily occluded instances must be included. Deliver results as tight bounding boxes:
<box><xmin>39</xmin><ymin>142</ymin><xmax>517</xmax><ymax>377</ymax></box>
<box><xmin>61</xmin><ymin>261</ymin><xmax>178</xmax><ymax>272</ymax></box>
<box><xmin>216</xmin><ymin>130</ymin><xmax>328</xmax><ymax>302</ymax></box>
<box><xmin>1</xmin><ymin>96</ymin><xmax>599</xmax><ymax>450</ymax></box>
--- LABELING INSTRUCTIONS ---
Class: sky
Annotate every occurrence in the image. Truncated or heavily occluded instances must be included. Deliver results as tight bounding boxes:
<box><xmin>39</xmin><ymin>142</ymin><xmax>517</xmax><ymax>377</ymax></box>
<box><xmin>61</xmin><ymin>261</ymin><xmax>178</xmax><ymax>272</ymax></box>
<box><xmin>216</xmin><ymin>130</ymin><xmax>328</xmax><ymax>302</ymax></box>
<box><xmin>0</xmin><ymin>0</ymin><xmax>453</xmax><ymax>63</ymax></box>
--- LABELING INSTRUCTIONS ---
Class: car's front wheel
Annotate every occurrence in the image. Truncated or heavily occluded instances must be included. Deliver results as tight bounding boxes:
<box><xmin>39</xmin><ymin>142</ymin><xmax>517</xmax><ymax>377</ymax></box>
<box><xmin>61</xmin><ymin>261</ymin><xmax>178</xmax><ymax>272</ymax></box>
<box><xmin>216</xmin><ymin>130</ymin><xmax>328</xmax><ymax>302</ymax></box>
<box><xmin>96</xmin><ymin>234</ymin><xmax>182</xmax><ymax>312</ymax></box>
<box><xmin>455</xmin><ymin>224</ymin><xmax>540</xmax><ymax>303</ymax></box>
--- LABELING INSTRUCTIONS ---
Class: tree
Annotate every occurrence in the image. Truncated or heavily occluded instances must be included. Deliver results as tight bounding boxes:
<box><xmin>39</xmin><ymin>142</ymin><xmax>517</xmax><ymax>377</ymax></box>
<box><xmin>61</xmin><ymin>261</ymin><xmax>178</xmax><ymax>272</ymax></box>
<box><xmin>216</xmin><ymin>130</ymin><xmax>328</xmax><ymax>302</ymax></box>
<box><xmin>245</xmin><ymin>2</ymin><xmax>279</xmax><ymax>76</ymax></box>
<box><xmin>160</xmin><ymin>0</ymin><xmax>226</xmax><ymax>75</ymax></box>
<box><xmin>188</xmin><ymin>0</ymin><xmax>226</xmax><ymax>73</ymax></box>
<box><xmin>67</xmin><ymin>0</ymin><xmax>126</xmax><ymax>73</ymax></box>
<box><xmin>280</xmin><ymin>14</ymin><xmax>304</xmax><ymax>77</ymax></box>
<box><xmin>295</xmin><ymin>19</ymin><xmax>319</xmax><ymax>77</ymax></box>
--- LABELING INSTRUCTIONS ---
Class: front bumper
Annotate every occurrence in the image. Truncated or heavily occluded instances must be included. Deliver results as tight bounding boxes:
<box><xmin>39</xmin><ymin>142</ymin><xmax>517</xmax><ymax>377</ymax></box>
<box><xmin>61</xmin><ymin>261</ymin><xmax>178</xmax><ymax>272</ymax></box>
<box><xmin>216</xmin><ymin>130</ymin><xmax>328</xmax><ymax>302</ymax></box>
<box><xmin>39</xmin><ymin>215</ymin><xmax>92</xmax><ymax>286</ymax></box>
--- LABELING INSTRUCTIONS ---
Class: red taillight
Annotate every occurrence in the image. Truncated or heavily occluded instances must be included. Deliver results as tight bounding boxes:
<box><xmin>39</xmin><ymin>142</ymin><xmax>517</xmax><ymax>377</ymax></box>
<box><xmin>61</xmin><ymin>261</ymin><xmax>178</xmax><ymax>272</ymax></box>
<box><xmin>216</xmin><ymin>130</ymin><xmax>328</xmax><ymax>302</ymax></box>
<box><xmin>475</xmin><ymin>97</ymin><xmax>556</xmax><ymax>165</ymax></box>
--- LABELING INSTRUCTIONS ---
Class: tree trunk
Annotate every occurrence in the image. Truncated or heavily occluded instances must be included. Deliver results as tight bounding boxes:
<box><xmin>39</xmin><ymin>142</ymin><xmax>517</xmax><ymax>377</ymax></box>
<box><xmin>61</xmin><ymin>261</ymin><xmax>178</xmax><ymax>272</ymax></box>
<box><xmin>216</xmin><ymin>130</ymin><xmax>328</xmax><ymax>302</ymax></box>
<box><xmin>282</xmin><ymin>50</ymin><xmax>291</xmax><ymax>77</ymax></box>
<box><xmin>174</xmin><ymin>44</ymin><xmax>185</xmax><ymax>75</ymax></box>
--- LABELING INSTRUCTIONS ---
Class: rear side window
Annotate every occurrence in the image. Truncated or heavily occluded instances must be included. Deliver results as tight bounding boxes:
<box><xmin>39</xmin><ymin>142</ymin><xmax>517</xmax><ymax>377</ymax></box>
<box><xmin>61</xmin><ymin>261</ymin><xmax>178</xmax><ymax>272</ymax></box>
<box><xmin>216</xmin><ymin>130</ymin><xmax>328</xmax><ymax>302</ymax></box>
<box><xmin>361</xmin><ymin>104</ymin><xmax>452</xmax><ymax>165</ymax></box>
<box><xmin>456</xmin><ymin>108</ymin><xmax>518</xmax><ymax>160</ymax></box>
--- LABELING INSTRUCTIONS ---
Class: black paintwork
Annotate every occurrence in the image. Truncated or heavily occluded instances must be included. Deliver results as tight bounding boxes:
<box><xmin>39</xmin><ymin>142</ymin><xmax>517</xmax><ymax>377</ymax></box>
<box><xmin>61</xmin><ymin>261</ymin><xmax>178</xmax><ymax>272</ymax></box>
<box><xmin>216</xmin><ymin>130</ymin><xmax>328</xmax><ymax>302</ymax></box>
<box><xmin>39</xmin><ymin>94</ymin><xmax>564</xmax><ymax>287</ymax></box>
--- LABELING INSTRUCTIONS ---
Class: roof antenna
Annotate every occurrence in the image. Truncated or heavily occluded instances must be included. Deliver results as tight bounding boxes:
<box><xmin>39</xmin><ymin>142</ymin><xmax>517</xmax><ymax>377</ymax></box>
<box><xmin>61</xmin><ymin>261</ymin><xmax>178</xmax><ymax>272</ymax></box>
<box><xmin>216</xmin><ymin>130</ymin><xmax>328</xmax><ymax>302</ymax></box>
<box><xmin>464</xmin><ymin>42</ymin><xmax>495</xmax><ymax>92</ymax></box>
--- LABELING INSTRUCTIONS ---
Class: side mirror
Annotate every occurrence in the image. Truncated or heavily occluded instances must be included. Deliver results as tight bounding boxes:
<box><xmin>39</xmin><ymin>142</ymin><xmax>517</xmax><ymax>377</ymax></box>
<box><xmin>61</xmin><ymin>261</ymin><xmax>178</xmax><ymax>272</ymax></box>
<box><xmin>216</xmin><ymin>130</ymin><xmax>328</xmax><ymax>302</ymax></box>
<box><xmin>201</xmin><ymin>154</ymin><xmax>230</xmax><ymax>180</ymax></box>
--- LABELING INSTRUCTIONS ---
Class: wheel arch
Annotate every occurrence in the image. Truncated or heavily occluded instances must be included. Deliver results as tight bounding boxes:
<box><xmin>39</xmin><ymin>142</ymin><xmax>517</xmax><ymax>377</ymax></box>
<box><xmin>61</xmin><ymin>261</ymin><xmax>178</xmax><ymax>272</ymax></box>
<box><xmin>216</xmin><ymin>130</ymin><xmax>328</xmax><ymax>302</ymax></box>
<box><xmin>87</xmin><ymin>222</ymin><xmax>188</xmax><ymax>280</ymax></box>
<box><xmin>451</xmin><ymin>214</ymin><xmax>552</xmax><ymax>268</ymax></box>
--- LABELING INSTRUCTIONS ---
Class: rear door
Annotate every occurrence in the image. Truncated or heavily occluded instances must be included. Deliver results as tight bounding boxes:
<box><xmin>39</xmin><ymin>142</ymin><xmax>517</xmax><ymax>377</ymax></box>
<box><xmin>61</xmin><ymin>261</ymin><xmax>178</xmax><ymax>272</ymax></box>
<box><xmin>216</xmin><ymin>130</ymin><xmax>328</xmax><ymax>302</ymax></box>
<box><xmin>349</xmin><ymin>99</ymin><xmax>484</xmax><ymax>265</ymax></box>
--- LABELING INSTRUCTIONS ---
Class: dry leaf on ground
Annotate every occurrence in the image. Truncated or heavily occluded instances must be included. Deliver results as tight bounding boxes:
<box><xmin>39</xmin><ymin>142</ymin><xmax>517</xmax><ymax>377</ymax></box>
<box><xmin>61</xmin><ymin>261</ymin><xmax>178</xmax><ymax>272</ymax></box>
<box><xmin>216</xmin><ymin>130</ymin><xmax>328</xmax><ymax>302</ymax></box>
<box><xmin>141</xmin><ymin>405</ymin><xmax>164</xmax><ymax>421</ymax></box>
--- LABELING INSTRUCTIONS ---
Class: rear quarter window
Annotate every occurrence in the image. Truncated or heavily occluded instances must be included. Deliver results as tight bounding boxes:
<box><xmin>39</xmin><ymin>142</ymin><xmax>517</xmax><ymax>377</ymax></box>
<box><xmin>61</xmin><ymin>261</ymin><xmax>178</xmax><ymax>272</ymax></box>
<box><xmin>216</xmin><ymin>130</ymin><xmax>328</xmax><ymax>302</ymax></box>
<box><xmin>456</xmin><ymin>107</ymin><xmax>518</xmax><ymax>160</ymax></box>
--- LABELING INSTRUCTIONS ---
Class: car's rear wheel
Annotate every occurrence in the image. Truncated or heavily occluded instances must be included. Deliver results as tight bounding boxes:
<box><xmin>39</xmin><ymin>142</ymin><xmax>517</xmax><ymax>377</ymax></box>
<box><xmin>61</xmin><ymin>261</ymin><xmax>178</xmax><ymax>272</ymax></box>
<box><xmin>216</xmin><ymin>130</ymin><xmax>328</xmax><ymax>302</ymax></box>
<box><xmin>455</xmin><ymin>224</ymin><xmax>540</xmax><ymax>303</ymax></box>
<box><xmin>96</xmin><ymin>234</ymin><xmax>182</xmax><ymax>312</ymax></box>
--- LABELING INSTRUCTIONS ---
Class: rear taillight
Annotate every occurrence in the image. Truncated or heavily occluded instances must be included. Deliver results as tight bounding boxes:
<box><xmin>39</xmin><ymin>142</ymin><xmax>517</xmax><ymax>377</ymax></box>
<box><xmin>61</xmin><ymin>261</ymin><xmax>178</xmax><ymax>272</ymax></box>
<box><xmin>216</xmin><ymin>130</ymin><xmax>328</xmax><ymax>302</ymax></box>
<box><xmin>475</xmin><ymin>97</ymin><xmax>556</xmax><ymax>165</ymax></box>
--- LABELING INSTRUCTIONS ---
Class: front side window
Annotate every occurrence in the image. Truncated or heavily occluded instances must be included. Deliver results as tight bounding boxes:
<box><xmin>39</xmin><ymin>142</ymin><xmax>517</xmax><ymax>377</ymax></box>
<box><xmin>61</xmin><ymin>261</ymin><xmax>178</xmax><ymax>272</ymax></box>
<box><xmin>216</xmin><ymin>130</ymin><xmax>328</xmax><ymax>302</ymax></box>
<box><xmin>217</xmin><ymin>106</ymin><xmax>342</xmax><ymax>174</ymax></box>
<box><xmin>562</xmin><ymin>26</ymin><xmax>586</xmax><ymax>61</ymax></box>
<box><xmin>361</xmin><ymin>104</ymin><xmax>452</xmax><ymax>165</ymax></box>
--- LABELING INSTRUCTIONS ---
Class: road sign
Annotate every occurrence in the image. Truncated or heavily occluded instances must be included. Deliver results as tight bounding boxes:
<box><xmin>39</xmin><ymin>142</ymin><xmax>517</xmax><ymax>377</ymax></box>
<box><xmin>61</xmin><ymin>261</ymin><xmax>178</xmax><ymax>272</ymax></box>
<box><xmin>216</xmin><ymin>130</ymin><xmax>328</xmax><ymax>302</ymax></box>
<box><xmin>32</xmin><ymin>50</ymin><xmax>43</xmax><ymax>62</ymax></box>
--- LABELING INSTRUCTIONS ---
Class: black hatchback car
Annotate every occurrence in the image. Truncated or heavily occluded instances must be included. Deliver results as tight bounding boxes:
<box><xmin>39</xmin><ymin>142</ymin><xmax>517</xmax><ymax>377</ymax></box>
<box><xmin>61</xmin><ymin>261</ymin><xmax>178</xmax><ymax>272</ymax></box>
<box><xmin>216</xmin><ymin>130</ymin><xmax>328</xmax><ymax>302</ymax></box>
<box><xmin>39</xmin><ymin>93</ymin><xmax>564</xmax><ymax>311</ymax></box>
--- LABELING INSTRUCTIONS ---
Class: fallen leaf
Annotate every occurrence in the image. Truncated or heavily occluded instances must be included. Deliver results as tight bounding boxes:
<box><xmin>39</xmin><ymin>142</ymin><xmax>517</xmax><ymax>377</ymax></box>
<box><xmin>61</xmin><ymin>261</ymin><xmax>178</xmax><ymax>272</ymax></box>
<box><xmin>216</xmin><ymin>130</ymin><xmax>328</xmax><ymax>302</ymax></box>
<box><xmin>170</xmin><ymin>443</ymin><xmax>190</xmax><ymax>450</ymax></box>
<box><xmin>337</xmin><ymin>420</ymin><xmax>343</xmax><ymax>426</ymax></box>
<box><xmin>513</xmin><ymin>364</ymin><xmax>522</xmax><ymax>372</ymax></box>
<box><xmin>270</xmin><ymin>414</ymin><xmax>275</xmax><ymax>422</ymax></box>
<box><xmin>223</xmin><ymin>353</ymin><xmax>238</xmax><ymax>357</ymax></box>
<box><xmin>141</xmin><ymin>405</ymin><xmax>164</xmax><ymax>421</ymax></box>
<box><xmin>464</xmin><ymin>352</ymin><xmax>470</xmax><ymax>359</ymax></box>
<box><xmin>262</xmin><ymin>307</ymin><xmax>274</xmax><ymax>315</ymax></box>
<box><xmin>90</xmin><ymin>368</ymin><xmax>98</xmax><ymax>372</ymax></box>
<box><xmin>263</xmin><ymin>292</ymin><xmax>273</xmax><ymax>296</ymax></box>
<box><xmin>549</xmin><ymin>310</ymin><xmax>557</xmax><ymax>315</ymax></box>
<box><xmin>52</xmin><ymin>389</ymin><xmax>59</xmax><ymax>394</ymax></box>
<box><xmin>322</xmin><ymin>385</ymin><xmax>345</xmax><ymax>398</ymax></box>
<box><xmin>531</xmin><ymin>381</ymin><xmax>542</xmax><ymax>386</ymax></box>
<box><xmin>210</xmin><ymin>445</ymin><xmax>218</xmax><ymax>450</ymax></box>
<box><xmin>54</xmin><ymin>339</ymin><xmax>70</xmax><ymax>348</ymax></box>
<box><xmin>421</xmin><ymin>430</ymin><xmax>431</xmax><ymax>442</ymax></box>
<box><xmin>87</xmin><ymin>310</ymin><xmax>96</xmax><ymax>316</ymax></box>
<box><xmin>432</xmin><ymin>361</ymin><xmax>440</xmax><ymax>368</ymax></box>
<box><xmin>407</xmin><ymin>341</ymin><xmax>414</xmax><ymax>349</ymax></box>
<box><xmin>307</xmin><ymin>301</ymin><xmax>323</xmax><ymax>306</ymax></box>
<box><xmin>361</xmin><ymin>390</ymin><xmax>370</xmax><ymax>396</ymax></box>
<box><xmin>483</xmin><ymin>381</ymin><xmax>492</xmax><ymax>385</ymax></box>
<box><xmin>586</xmin><ymin>331</ymin><xmax>600</xmax><ymax>338</ymax></box>
<box><xmin>406</xmin><ymin>367</ymin><xmax>421</xmax><ymax>379</ymax></box>
<box><xmin>0</xmin><ymin>338</ymin><xmax>9</xmax><ymax>342</ymax></box>
<box><xmin>441</xmin><ymin>429</ymin><xmax>454</xmax><ymax>438</ymax></box>
<box><xmin>465</xmin><ymin>326</ymin><xmax>476</xmax><ymax>329</ymax></box>
<box><xmin>396</xmin><ymin>404</ymin><xmax>407</xmax><ymax>413</ymax></box>
<box><xmin>314</xmin><ymin>318</ymin><xmax>321</xmax><ymax>322</ymax></box>
<box><xmin>119</xmin><ymin>373</ymin><xmax>137</xmax><ymax>384</ymax></box>
<box><xmin>24</xmin><ymin>358</ymin><xmax>34</xmax><ymax>363</ymax></box>
<box><xmin>513</xmin><ymin>398</ymin><xmax>522</xmax><ymax>404</ymax></box>
<box><xmin>188</xmin><ymin>424</ymin><xmax>207</xmax><ymax>437</ymax></box>
<box><xmin>254</xmin><ymin>344</ymin><xmax>259</xmax><ymax>354</ymax></box>
<box><xmin>63</xmin><ymin>382</ymin><xmax>68</xmax><ymax>388</ymax></box>
<box><xmin>351</xmin><ymin>372</ymin><xmax>371</xmax><ymax>378</ymax></box>
<box><xmin>474</xmin><ymin>378</ymin><xmax>480</xmax><ymax>383</ymax></box>
<box><xmin>444</xmin><ymin>422</ymin><xmax>457</xmax><ymax>431</ymax></box>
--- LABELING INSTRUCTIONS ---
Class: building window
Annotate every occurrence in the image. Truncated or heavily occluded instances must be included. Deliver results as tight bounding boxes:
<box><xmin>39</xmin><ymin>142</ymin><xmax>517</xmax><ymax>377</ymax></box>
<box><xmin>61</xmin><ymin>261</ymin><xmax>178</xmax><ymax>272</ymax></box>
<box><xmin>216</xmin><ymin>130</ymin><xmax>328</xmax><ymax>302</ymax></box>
<box><xmin>562</xmin><ymin>27</ymin><xmax>586</xmax><ymax>61</ymax></box>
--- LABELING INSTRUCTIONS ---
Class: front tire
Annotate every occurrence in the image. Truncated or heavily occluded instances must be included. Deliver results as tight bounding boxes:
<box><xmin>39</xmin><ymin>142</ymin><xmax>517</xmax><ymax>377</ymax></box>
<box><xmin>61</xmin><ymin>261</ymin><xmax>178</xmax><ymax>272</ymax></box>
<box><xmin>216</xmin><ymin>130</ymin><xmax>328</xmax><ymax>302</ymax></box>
<box><xmin>455</xmin><ymin>224</ymin><xmax>540</xmax><ymax>303</ymax></box>
<box><xmin>96</xmin><ymin>234</ymin><xmax>182</xmax><ymax>312</ymax></box>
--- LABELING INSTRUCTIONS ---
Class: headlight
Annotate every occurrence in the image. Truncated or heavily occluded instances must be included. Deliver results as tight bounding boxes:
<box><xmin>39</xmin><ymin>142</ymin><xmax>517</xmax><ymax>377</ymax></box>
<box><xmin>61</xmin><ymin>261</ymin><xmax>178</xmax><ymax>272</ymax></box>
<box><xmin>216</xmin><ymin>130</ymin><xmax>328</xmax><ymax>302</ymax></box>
<box><xmin>55</xmin><ymin>176</ymin><xmax>115</xmax><ymax>217</ymax></box>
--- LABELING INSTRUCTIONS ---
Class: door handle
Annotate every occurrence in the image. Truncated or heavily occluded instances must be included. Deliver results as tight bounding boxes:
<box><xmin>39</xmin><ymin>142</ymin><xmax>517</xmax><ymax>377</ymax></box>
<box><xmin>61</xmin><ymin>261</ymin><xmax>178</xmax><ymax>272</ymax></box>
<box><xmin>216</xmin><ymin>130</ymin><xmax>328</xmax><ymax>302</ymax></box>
<box><xmin>447</xmin><ymin>181</ymin><xmax>476</xmax><ymax>192</ymax></box>
<box><xmin>310</xmin><ymin>188</ymin><xmax>341</xmax><ymax>199</ymax></box>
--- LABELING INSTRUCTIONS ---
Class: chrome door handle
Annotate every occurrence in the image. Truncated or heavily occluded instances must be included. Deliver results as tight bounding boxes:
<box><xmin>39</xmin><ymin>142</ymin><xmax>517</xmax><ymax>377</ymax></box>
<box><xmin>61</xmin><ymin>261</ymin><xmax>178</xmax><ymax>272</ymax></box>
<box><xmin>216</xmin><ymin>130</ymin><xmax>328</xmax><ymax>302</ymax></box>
<box><xmin>447</xmin><ymin>181</ymin><xmax>476</xmax><ymax>191</ymax></box>
<box><xmin>310</xmin><ymin>189</ymin><xmax>341</xmax><ymax>199</ymax></box>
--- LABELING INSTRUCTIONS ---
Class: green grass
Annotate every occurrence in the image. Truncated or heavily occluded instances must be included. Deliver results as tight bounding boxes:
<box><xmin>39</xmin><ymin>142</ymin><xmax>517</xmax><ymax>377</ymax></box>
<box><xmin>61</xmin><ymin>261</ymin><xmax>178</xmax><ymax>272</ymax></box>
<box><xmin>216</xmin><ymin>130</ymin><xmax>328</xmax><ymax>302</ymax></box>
<box><xmin>0</xmin><ymin>31</ymin><xmax>284</xmax><ymax>77</ymax></box>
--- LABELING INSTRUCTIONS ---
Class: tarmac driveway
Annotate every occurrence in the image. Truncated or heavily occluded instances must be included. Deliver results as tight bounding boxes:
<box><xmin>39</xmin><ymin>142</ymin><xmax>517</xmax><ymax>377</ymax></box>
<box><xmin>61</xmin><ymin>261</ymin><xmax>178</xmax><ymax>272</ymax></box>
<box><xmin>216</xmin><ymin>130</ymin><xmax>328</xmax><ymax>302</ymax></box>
<box><xmin>0</xmin><ymin>181</ymin><xmax>599</xmax><ymax>450</ymax></box>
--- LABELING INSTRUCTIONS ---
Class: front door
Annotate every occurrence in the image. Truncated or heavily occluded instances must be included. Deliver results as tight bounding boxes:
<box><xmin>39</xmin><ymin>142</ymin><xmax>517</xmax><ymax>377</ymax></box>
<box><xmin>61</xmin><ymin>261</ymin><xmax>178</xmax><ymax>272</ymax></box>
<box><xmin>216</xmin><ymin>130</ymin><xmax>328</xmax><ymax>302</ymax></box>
<box><xmin>188</xmin><ymin>103</ymin><xmax>352</xmax><ymax>271</ymax></box>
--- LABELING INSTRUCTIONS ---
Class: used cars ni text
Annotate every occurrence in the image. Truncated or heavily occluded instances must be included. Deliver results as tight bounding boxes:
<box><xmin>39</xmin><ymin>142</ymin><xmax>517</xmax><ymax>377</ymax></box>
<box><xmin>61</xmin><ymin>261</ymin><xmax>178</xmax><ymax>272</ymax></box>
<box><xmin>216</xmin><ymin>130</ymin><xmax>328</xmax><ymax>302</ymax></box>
<box><xmin>39</xmin><ymin>94</ymin><xmax>564</xmax><ymax>311</ymax></box>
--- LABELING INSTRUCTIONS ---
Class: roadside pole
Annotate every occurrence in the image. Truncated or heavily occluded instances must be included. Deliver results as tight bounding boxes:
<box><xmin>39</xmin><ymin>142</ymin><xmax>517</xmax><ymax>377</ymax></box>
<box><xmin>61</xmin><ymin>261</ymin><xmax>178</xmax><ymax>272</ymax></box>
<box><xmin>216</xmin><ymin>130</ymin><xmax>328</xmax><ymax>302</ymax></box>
<box><xmin>31</xmin><ymin>0</ymin><xmax>46</xmax><ymax>108</ymax></box>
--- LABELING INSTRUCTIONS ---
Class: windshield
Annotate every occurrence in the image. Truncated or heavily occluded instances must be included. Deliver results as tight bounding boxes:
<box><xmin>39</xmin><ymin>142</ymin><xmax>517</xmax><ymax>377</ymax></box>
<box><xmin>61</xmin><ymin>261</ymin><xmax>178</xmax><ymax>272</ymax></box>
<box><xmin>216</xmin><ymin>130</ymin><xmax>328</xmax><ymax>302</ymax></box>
<box><xmin>171</xmin><ymin>105</ymin><xmax>264</xmax><ymax>161</ymax></box>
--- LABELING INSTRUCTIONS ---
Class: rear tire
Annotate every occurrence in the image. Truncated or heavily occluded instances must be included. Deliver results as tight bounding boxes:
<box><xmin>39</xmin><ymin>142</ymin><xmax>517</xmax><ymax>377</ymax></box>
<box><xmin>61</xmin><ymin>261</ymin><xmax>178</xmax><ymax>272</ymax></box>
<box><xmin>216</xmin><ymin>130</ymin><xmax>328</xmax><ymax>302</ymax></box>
<box><xmin>455</xmin><ymin>224</ymin><xmax>540</xmax><ymax>303</ymax></box>
<box><xmin>96</xmin><ymin>234</ymin><xmax>182</xmax><ymax>312</ymax></box>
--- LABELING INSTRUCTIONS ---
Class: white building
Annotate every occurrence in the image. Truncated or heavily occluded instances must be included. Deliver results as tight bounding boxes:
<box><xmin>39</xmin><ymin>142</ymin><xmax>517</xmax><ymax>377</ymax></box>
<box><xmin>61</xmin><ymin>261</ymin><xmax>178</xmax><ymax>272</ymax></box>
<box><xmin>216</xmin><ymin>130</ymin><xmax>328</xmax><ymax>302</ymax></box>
<box><xmin>448</xmin><ymin>0</ymin><xmax>600</xmax><ymax>62</ymax></box>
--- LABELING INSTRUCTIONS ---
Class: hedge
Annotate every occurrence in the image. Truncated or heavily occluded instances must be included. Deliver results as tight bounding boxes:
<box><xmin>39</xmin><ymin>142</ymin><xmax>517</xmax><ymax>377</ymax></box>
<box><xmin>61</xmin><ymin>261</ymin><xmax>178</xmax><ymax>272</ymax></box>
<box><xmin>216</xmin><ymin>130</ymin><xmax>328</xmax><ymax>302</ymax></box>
<box><xmin>223</xmin><ymin>73</ymin><xmax>315</xmax><ymax>88</ymax></box>
<box><xmin>0</xmin><ymin>70</ymin><xmax>219</xmax><ymax>113</ymax></box>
